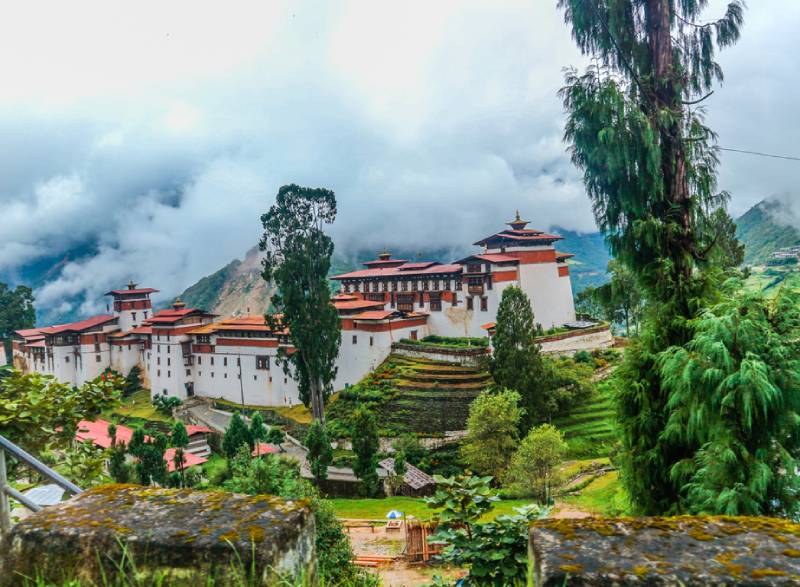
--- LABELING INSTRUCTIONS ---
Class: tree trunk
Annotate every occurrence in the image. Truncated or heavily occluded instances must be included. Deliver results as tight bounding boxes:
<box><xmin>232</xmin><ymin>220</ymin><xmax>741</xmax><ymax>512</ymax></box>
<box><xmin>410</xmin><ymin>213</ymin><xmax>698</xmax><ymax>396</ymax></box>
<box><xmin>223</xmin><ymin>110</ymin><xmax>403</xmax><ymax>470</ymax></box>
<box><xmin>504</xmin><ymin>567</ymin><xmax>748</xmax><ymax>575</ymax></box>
<box><xmin>311</xmin><ymin>378</ymin><xmax>325</xmax><ymax>424</ymax></box>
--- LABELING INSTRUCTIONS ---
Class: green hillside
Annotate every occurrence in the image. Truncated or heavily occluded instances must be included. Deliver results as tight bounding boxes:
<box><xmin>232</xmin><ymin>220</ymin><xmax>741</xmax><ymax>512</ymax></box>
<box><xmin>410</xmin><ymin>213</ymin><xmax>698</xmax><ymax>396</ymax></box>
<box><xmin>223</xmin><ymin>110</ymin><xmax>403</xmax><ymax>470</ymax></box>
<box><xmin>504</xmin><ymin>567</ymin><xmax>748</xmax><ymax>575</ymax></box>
<box><xmin>736</xmin><ymin>199</ymin><xmax>800</xmax><ymax>265</ymax></box>
<box><xmin>553</xmin><ymin>376</ymin><xmax>618</xmax><ymax>459</ymax></box>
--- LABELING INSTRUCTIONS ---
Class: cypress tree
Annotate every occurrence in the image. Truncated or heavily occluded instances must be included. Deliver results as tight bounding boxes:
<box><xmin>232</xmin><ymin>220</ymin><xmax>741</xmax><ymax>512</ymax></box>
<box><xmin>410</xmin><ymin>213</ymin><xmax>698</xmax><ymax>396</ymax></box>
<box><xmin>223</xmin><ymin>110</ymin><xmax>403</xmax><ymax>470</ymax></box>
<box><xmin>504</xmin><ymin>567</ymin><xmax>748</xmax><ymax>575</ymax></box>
<box><xmin>351</xmin><ymin>407</ymin><xmax>380</xmax><ymax>497</ymax></box>
<box><xmin>491</xmin><ymin>286</ymin><xmax>549</xmax><ymax>429</ymax></box>
<box><xmin>305</xmin><ymin>420</ymin><xmax>332</xmax><ymax>485</ymax></box>
<box><xmin>250</xmin><ymin>412</ymin><xmax>268</xmax><ymax>455</ymax></box>
<box><xmin>171</xmin><ymin>421</ymin><xmax>189</xmax><ymax>487</ymax></box>
<box><xmin>223</xmin><ymin>413</ymin><xmax>253</xmax><ymax>459</ymax></box>
<box><xmin>558</xmin><ymin>0</ymin><xmax>745</xmax><ymax>513</ymax></box>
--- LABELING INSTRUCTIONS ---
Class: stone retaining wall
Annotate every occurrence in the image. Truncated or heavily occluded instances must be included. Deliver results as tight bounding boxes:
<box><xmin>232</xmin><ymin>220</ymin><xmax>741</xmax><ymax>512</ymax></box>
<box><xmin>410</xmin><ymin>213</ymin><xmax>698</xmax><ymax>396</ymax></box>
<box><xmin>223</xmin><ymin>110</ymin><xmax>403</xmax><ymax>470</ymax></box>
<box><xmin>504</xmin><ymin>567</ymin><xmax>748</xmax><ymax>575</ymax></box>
<box><xmin>538</xmin><ymin>325</ymin><xmax>614</xmax><ymax>356</ymax></box>
<box><xmin>391</xmin><ymin>342</ymin><xmax>490</xmax><ymax>367</ymax></box>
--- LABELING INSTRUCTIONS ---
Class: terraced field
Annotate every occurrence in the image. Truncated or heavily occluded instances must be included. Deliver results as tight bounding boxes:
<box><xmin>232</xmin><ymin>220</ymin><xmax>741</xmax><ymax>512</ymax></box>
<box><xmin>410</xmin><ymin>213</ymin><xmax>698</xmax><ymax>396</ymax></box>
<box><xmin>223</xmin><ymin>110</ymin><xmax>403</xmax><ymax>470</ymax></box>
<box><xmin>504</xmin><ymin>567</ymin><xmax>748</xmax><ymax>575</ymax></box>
<box><xmin>553</xmin><ymin>378</ymin><xmax>618</xmax><ymax>458</ymax></box>
<box><xmin>327</xmin><ymin>355</ymin><xmax>492</xmax><ymax>434</ymax></box>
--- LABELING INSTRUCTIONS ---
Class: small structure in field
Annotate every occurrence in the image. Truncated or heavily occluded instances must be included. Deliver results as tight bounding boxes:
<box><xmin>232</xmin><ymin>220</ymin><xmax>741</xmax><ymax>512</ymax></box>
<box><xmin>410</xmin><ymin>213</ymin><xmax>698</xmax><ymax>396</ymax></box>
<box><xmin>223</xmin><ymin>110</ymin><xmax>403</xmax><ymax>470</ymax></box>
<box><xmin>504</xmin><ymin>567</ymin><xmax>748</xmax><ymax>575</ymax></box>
<box><xmin>378</xmin><ymin>458</ymin><xmax>436</xmax><ymax>497</ymax></box>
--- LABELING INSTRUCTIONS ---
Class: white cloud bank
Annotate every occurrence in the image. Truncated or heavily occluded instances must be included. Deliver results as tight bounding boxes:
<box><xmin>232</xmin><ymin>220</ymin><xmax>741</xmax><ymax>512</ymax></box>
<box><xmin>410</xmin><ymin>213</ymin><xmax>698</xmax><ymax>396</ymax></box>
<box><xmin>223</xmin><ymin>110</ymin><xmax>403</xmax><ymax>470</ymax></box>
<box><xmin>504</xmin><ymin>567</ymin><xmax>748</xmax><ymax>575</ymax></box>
<box><xmin>0</xmin><ymin>0</ymin><xmax>797</xmax><ymax>314</ymax></box>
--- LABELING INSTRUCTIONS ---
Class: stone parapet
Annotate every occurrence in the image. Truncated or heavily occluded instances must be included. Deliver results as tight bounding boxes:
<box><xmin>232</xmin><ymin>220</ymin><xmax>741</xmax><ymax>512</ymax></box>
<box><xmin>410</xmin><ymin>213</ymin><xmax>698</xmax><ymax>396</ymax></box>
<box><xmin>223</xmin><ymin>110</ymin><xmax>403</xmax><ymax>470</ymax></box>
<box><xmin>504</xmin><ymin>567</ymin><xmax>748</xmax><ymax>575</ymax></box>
<box><xmin>0</xmin><ymin>484</ymin><xmax>315</xmax><ymax>586</ymax></box>
<box><xmin>530</xmin><ymin>516</ymin><xmax>800</xmax><ymax>585</ymax></box>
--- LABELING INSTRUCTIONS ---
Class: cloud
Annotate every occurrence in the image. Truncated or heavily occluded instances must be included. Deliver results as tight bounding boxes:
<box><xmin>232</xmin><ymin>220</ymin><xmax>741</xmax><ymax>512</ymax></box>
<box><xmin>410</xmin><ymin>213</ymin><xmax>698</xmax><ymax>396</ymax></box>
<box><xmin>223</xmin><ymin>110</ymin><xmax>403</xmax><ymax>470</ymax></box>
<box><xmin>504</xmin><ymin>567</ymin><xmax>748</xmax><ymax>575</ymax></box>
<box><xmin>0</xmin><ymin>0</ymin><xmax>797</xmax><ymax>317</ymax></box>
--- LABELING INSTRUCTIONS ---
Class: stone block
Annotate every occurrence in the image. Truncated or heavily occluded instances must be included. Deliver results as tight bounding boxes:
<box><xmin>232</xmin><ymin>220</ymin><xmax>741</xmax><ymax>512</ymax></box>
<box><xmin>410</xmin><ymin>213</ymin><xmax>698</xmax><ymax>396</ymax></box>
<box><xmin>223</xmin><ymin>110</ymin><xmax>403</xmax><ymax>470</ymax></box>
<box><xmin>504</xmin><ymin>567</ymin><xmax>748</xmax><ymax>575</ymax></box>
<box><xmin>530</xmin><ymin>516</ymin><xmax>800</xmax><ymax>585</ymax></box>
<box><xmin>0</xmin><ymin>484</ymin><xmax>315</xmax><ymax>586</ymax></box>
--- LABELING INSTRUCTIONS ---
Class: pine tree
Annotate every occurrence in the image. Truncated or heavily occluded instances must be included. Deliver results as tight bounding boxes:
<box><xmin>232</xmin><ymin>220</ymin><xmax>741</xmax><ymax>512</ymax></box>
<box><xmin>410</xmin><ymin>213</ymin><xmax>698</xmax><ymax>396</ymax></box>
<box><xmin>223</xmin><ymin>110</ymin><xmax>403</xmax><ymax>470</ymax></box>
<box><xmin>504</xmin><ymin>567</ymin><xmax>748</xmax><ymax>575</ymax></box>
<box><xmin>491</xmin><ymin>286</ymin><xmax>550</xmax><ymax>429</ymax></box>
<box><xmin>659</xmin><ymin>282</ymin><xmax>800</xmax><ymax>516</ymax></box>
<box><xmin>558</xmin><ymin>0</ymin><xmax>745</xmax><ymax>514</ymax></box>
<box><xmin>267</xmin><ymin>426</ymin><xmax>285</xmax><ymax>448</ymax></box>
<box><xmin>351</xmin><ymin>407</ymin><xmax>380</xmax><ymax>497</ymax></box>
<box><xmin>222</xmin><ymin>413</ymin><xmax>253</xmax><ymax>459</ymax></box>
<box><xmin>171</xmin><ymin>421</ymin><xmax>189</xmax><ymax>487</ymax></box>
<box><xmin>305</xmin><ymin>420</ymin><xmax>332</xmax><ymax>485</ymax></box>
<box><xmin>250</xmin><ymin>412</ymin><xmax>267</xmax><ymax>455</ymax></box>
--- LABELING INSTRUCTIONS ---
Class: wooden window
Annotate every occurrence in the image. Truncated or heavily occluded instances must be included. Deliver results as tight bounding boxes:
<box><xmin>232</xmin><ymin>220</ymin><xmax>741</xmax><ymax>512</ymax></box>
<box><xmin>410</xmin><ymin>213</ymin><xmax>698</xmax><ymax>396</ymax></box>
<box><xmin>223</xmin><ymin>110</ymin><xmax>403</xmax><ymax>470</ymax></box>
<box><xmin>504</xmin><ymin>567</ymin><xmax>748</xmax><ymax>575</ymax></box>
<box><xmin>95</xmin><ymin>354</ymin><xmax>101</xmax><ymax>362</ymax></box>
<box><xmin>467</xmin><ymin>263</ymin><xmax>481</xmax><ymax>274</ymax></box>
<box><xmin>481</xmin><ymin>297</ymin><xmax>488</xmax><ymax>311</ymax></box>
<box><xmin>430</xmin><ymin>292</ymin><xmax>442</xmax><ymax>312</ymax></box>
<box><xmin>467</xmin><ymin>297</ymin><xmax>474</xmax><ymax>311</ymax></box>
<box><xmin>65</xmin><ymin>356</ymin><xmax>70</xmax><ymax>363</ymax></box>
<box><xmin>369</xmin><ymin>336</ymin><xmax>374</xmax><ymax>347</ymax></box>
<box><xmin>397</xmin><ymin>294</ymin><xmax>415</xmax><ymax>313</ymax></box>
<box><xmin>452</xmin><ymin>293</ymin><xmax>459</xmax><ymax>307</ymax></box>
<box><xmin>132</xmin><ymin>312</ymin><xmax>137</xmax><ymax>321</ymax></box>
<box><xmin>167</xmin><ymin>358</ymin><xmax>171</xmax><ymax>366</ymax></box>
<box><xmin>198</xmin><ymin>335</ymin><xmax>210</xmax><ymax>344</ymax></box>
<box><xmin>198</xmin><ymin>356</ymin><xmax>202</xmax><ymax>365</ymax></box>
<box><xmin>223</xmin><ymin>357</ymin><xmax>228</xmax><ymax>367</ymax></box>
<box><xmin>256</xmin><ymin>356</ymin><xmax>270</xmax><ymax>370</ymax></box>
<box><xmin>352</xmin><ymin>335</ymin><xmax>358</xmax><ymax>344</ymax></box>
<box><xmin>344</xmin><ymin>283</ymin><xmax>351</xmax><ymax>293</ymax></box>
<box><xmin>433</xmin><ymin>279</ymin><xmax>440</xmax><ymax>291</ymax></box>
<box><xmin>158</xmin><ymin>357</ymin><xmax>161</xmax><ymax>366</ymax></box>
<box><xmin>390</xmin><ymin>280</ymin><xmax>397</xmax><ymax>291</ymax></box>
<box><xmin>372</xmin><ymin>281</ymin><xmax>379</xmax><ymax>293</ymax></box>
<box><xmin>410</xmin><ymin>330</ymin><xmax>418</xmax><ymax>341</ymax></box>
<box><xmin>422</xmin><ymin>280</ymin><xmax>429</xmax><ymax>290</ymax></box>
<box><xmin>186</xmin><ymin>369</ymin><xmax>191</xmax><ymax>377</ymax></box>
<box><xmin>210</xmin><ymin>357</ymin><xmax>214</xmax><ymax>366</ymax></box>
<box><xmin>167</xmin><ymin>370</ymin><xmax>171</xmax><ymax>378</ymax></box>
<box><xmin>401</xmin><ymin>281</ymin><xmax>408</xmax><ymax>292</ymax></box>
<box><xmin>381</xmin><ymin>281</ymin><xmax>388</xmax><ymax>292</ymax></box>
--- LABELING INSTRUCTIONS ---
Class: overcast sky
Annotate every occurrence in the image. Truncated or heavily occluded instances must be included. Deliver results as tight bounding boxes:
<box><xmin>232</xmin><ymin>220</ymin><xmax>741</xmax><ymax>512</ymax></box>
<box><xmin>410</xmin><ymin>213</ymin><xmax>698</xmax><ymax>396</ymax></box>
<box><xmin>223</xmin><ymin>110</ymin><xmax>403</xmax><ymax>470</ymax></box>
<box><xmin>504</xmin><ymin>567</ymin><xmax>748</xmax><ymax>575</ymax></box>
<box><xmin>0</xmin><ymin>0</ymin><xmax>797</xmax><ymax>313</ymax></box>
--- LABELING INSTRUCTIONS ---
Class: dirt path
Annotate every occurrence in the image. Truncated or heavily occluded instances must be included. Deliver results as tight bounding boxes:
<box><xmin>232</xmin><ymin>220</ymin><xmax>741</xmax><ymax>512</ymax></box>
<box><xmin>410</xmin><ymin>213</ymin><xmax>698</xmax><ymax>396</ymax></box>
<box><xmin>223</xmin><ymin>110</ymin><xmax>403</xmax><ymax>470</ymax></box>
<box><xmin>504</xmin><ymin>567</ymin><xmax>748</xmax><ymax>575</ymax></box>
<box><xmin>551</xmin><ymin>501</ymin><xmax>594</xmax><ymax>519</ymax></box>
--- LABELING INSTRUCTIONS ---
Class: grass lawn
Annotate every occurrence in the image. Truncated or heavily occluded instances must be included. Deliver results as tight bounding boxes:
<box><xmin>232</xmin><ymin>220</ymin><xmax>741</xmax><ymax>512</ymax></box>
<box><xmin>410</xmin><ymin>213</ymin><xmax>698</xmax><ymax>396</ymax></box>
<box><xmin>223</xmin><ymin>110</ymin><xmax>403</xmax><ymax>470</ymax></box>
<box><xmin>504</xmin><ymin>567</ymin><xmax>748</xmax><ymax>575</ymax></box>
<box><xmin>557</xmin><ymin>457</ymin><xmax>611</xmax><ymax>481</ymax></box>
<box><xmin>553</xmin><ymin>379</ymin><xmax>618</xmax><ymax>459</ymax></box>
<box><xmin>106</xmin><ymin>389</ymin><xmax>172</xmax><ymax>423</ymax></box>
<box><xmin>561</xmin><ymin>470</ymin><xmax>630</xmax><ymax>516</ymax></box>
<box><xmin>330</xmin><ymin>496</ymin><xmax>537</xmax><ymax>521</ymax></box>
<box><xmin>201</xmin><ymin>454</ymin><xmax>229</xmax><ymax>486</ymax></box>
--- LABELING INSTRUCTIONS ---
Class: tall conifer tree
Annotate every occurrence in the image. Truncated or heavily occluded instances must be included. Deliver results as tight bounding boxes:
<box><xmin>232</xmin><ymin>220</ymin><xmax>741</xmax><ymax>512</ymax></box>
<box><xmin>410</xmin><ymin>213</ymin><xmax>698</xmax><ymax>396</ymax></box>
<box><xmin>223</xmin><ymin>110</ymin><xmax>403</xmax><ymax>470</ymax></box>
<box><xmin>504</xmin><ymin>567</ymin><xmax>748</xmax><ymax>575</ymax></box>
<box><xmin>491</xmin><ymin>286</ymin><xmax>549</xmax><ymax>430</ymax></box>
<box><xmin>558</xmin><ymin>0</ymin><xmax>745</xmax><ymax>513</ymax></box>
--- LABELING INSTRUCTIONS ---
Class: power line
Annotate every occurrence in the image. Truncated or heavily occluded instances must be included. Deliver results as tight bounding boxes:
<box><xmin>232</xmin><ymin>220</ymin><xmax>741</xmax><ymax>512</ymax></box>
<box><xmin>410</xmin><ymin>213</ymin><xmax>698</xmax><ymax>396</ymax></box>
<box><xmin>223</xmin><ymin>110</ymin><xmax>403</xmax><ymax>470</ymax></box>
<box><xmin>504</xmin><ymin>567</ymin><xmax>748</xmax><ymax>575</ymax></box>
<box><xmin>718</xmin><ymin>147</ymin><xmax>800</xmax><ymax>162</ymax></box>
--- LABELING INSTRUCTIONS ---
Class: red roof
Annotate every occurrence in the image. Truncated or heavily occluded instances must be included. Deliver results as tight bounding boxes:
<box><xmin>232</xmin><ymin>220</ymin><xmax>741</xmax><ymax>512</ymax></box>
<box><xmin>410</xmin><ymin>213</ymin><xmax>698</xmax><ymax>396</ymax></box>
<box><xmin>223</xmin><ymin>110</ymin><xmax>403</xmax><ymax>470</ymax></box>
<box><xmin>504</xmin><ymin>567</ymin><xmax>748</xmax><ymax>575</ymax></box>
<box><xmin>105</xmin><ymin>288</ymin><xmax>159</xmax><ymax>296</ymax></box>
<box><xmin>41</xmin><ymin>315</ymin><xmax>117</xmax><ymax>335</ymax></box>
<box><xmin>556</xmin><ymin>251</ymin><xmax>575</xmax><ymax>261</ymax></box>
<box><xmin>76</xmin><ymin>419</ymin><xmax>136</xmax><ymax>449</ymax></box>
<box><xmin>457</xmin><ymin>253</ymin><xmax>519</xmax><ymax>265</ymax></box>
<box><xmin>186</xmin><ymin>425</ymin><xmax>213</xmax><ymax>436</ymax></box>
<box><xmin>352</xmin><ymin>310</ymin><xmax>396</xmax><ymax>320</ymax></box>
<box><xmin>164</xmin><ymin>447</ymin><xmax>208</xmax><ymax>472</ymax></box>
<box><xmin>76</xmin><ymin>419</ymin><xmax>208</xmax><ymax>471</ymax></box>
<box><xmin>473</xmin><ymin>229</ymin><xmax>563</xmax><ymax>247</ymax></box>
<box><xmin>252</xmin><ymin>442</ymin><xmax>280</xmax><ymax>457</ymax></box>
<box><xmin>15</xmin><ymin>328</ymin><xmax>46</xmax><ymax>339</ymax></box>
<box><xmin>363</xmin><ymin>258</ymin><xmax>408</xmax><ymax>267</ymax></box>
<box><xmin>147</xmin><ymin>308</ymin><xmax>212</xmax><ymax>324</ymax></box>
<box><xmin>332</xmin><ymin>294</ymin><xmax>358</xmax><ymax>301</ymax></box>
<box><xmin>333</xmin><ymin>300</ymin><xmax>386</xmax><ymax>311</ymax></box>
<box><xmin>481</xmin><ymin>322</ymin><xmax>497</xmax><ymax>331</ymax></box>
<box><xmin>398</xmin><ymin>261</ymin><xmax>437</xmax><ymax>270</ymax></box>
<box><xmin>332</xmin><ymin>263</ymin><xmax>463</xmax><ymax>280</ymax></box>
<box><xmin>25</xmin><ymin>340</ymin><xmax>46</xmax><ymax>348</ymax></box>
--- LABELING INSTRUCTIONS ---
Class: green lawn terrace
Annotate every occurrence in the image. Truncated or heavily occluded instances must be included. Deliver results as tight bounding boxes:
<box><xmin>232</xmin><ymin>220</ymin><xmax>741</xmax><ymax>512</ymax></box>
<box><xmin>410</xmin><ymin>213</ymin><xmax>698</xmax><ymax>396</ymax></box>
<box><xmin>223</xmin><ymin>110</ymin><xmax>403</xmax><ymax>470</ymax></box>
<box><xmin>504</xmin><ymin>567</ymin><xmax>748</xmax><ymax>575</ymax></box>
<box><xmin>326</xmin><ymin>354</ymin><xmax>492</xmax><ymax>436</ymax></box>
<box><xmin>553</xmin><ymin>375</ymin><xmax>618</xmax><ymax>459</ymax></box>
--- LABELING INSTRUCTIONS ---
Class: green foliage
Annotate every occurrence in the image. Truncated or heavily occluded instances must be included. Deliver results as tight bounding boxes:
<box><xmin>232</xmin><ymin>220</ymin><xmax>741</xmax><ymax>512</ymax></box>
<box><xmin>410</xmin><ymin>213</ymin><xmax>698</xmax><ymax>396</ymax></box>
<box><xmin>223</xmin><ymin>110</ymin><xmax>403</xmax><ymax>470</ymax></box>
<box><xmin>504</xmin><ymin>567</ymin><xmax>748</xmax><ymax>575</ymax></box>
<box><xmin>123</xmin><ymin>366</ymin><xmax>143</xmax><ymax>397</ymax></box>
<box><xmin>393</xmin><ymin>434</ymin><xmax>425</xmax><ymax>467</ymax></box>
<box><xmin>660</xmin><ymin>281</ymin><xmax>800</xmax><ymax>516</ymax></box>
<box><xmin>128</xmin><ymin>429</ymin><xmax>167</xmax><ymax>487</ymax></box>
<box><xmin>425</xmin><ymin>474</ymin><xmax>498</xmax><ymax>526</ymax></box>
<box><xmin>260</xmin><ymin>184</ymin><xmax>341</xmax><ymax>421</ymax></box>
<box><xmin>588</xmin><ymin>260</ymin><xmax>645</xmax><ymax>336</ymax></box>
<box><xmin>0</xmin><ymin>368</ymin><xmax>120</xmax><ymax>457</ymax></box>
<box><xmin>350</xmin><ymin>406</ymin><xmax>380</xmax><ymax>497</ymax></box>
<box><xmin>222</xmin><ymin>412</ymin><xmax>254</xmax><ymax>459</ymax></box>
<box><xmin>222</xmin><ymin>444</ymin><xmax>373</xmax><ymax>586</ymax></box>
<box><xmin>559</xmin><ymin>0</ymin><xmax>745</xmax><ymax>514</ymax></box>
<box><xmin>59</xmin><ymin>439</ymin><xmax>107</xmax><ymax>487</ymax></box>
<box><xmin>151</xmin><ymin>395</ymin><xmax>181</xmax><ymax>417</ymax></box>
<box><xmin>503</xmin><ymin>424</ymin><xmax>568</xmax><ymax>502</ymax></box>
<box><xmin>461</xmin><ymin>390</ymin><xmax>521</xmax><ymax>481</ymax></box>
<box><xmin>249</xmin><ymin>412</ymin><xmax>267</xmax><ymax>444</ymax></box>
<box><xmin>399</xmin><ymin>335</ymin><xmax>489</xmax><ymax>349</ymax></box>
<box><xmin>267</xmin><ymin>425</ymin><xmax>285</xmax><ymax>446</ymax></box>
<box><xmin>490</xmin><ymin>286</ymin><xmax>549</xmax><ymax>429</ymax></box>
<box><xmin>305</xmin><ymin>420</ymin><xmax>333</xmax><ymax>484</ymax></box>
<box><xmin>0</xmin><ymin>281</ymin><xmax>35</xmax><ymax>364</ymax></box>
<box><xmin>108</xmin><ymin>445</ymin><xmax>131</xmax><ymax>484</ymax></box>
<box><xmin>171</xmin><ymin>421</ymin><xmax>189</xmax><ymax>486</ymax></box>
<box><xmin>426</xmin><ymin>474</ymin><xmax>547</xmax><ymax>586</ymax></box>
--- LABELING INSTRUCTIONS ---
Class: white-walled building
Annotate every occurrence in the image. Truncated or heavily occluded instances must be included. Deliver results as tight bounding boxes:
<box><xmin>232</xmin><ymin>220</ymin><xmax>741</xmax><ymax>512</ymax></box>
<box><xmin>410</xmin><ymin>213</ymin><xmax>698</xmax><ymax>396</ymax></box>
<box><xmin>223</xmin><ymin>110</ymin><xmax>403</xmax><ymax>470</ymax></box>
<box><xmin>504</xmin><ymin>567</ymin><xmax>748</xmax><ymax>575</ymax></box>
<box><xmin>14</xmin><ymin>213</ymin><xmax>585</xmax><ymax>407</ymax></box>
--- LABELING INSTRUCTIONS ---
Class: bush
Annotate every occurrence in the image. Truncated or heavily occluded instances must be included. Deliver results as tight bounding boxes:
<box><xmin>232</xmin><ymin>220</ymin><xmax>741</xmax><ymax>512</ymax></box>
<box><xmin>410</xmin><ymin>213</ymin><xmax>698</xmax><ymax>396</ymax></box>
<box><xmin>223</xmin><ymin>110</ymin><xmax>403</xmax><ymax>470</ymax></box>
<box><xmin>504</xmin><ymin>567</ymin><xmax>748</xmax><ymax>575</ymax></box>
<box><xmin>152</xmin><ymin>395</ymin><xmax>181</xmax><ymax>417</ymax></box>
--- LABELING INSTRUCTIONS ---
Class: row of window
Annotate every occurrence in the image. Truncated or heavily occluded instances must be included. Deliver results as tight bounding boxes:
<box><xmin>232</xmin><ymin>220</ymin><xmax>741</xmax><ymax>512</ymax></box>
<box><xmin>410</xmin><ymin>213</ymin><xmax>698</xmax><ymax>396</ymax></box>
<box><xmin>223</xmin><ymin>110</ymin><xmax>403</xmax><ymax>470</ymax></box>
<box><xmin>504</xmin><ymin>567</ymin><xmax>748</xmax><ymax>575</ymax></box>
<box><xmin>343</xmin><ymin>277</ymin><xmax>463</xmax><ymax>294</ymax></box>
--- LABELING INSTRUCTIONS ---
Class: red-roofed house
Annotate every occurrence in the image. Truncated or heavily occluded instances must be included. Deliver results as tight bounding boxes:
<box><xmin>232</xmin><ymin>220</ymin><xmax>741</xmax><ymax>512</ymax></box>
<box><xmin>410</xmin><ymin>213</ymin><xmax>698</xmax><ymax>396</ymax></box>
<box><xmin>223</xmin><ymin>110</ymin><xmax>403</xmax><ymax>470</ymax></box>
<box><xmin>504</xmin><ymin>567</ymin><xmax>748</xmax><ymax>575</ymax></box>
<box><xmin>76</xmin><ymin>419</ymin><xmax>208</xmax><ymax>472</ymax></box>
